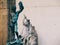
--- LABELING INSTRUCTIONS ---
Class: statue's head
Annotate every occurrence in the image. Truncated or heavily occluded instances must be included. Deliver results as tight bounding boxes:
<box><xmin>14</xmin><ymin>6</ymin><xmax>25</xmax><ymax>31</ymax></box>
<box><xmin>11</xmin><ymin>5</ymin><xmax>16</xmax><ymax>12</ymax></box>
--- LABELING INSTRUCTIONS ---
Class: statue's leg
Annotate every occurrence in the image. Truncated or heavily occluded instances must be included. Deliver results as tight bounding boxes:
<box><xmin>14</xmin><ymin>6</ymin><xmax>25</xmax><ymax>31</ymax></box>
<box><xmin>16</xmin><ymin>32</ymin><xmax>19</xmax><ymax>38</ymax></box>
<box><xmin>15</xmin><ymin>23</ymin><xmax>19</xmax><ymax>39</ymax></box>
<box><xmin>11</xmin><ymin>24</ymin><xmax>15</xmax><ymax>41</ymax></box>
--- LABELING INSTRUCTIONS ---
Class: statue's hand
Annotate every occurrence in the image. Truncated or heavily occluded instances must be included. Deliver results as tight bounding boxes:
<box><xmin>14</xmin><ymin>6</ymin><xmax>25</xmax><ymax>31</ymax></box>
<box><xmin>19</xmin><ymin>1</ymin><xmax>24</xmax><ymax>10</ymax></box>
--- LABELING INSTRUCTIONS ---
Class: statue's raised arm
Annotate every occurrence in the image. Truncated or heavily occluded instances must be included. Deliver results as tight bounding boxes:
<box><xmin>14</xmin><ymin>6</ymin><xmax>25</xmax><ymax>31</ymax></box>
<box><xmin>17</xmin><ymin>1</ymin><xmax>24</xmax><ymax>14</ymax></box>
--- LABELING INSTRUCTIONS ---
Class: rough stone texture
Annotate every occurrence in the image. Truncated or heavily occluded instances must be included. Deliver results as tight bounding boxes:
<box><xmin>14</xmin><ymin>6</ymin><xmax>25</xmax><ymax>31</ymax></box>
<box><xmin>0</xmin><ymin>0</ymin><xmax>8</xmax><ymax>45</ymax></box>
<box><xmin>0</xmin><ymin>0</ymin><xmax>9</xmax><ymax>45</ymax></box>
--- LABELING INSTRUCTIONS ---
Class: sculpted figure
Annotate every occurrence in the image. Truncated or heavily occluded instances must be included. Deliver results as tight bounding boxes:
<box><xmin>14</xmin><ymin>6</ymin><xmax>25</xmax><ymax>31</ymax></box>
<box><xmin>10</xmin><ymin>1</ymin><xmax>24</xmax><ymax>40</ymax></box>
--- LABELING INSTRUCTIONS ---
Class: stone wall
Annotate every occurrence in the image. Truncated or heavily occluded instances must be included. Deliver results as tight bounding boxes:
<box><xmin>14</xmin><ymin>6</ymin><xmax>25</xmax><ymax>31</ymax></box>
<box><xmin>0</xmin><ymin>0</ymin><xmax>8</xmax><ymax>45</ymax></box>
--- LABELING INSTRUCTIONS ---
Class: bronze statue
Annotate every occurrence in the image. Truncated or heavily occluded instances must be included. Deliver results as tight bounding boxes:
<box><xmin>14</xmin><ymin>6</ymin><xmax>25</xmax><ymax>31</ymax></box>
<box><xmin>10</xmin><ymin>1</ymin><xmax>24</xmax><ymax>39</ymax></box>
<box><xmin>7</xmin><ymin>1</ymin><xmax>24</xmax><ymax>45</ymax></box>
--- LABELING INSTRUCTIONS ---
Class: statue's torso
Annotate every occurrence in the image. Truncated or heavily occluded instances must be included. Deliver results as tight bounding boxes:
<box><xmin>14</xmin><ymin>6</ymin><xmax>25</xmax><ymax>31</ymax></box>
<box><xmin>11</xmin><ymin>12</ymin><xmax>19</xmax><ymax>23</ymax></box>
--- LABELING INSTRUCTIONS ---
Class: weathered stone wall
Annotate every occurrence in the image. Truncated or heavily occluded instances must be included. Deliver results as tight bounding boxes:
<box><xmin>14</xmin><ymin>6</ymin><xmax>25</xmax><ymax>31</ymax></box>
<box><xmin>0</xmin><ymin>0</ymin><xmax>8</xmax><ymax>45</ymax></box>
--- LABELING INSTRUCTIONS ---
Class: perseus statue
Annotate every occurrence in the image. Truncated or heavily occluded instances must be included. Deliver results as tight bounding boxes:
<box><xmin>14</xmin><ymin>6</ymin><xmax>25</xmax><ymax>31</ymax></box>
<box><xmin>10</xmin><ymin>1</ymin><xmax>24</xmax><ymax>40</ymax></box>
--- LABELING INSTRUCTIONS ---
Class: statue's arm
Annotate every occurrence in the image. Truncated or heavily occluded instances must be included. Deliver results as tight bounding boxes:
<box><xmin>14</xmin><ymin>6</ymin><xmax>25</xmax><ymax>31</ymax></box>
<box><xmin>17</xmin><ymin>1</ymin><xmax>24</xmax><ymax>14</ymax></box>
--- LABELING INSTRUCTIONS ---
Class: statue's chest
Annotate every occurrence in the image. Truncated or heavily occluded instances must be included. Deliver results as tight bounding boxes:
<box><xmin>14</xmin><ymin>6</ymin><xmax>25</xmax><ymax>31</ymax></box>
<box><xmin>11</xmin><ymin>13</ymin><xmax>18</xmax><ymax>20</ymax></box>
